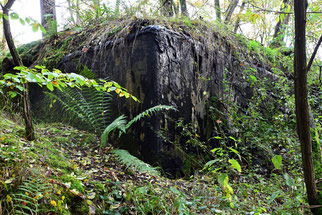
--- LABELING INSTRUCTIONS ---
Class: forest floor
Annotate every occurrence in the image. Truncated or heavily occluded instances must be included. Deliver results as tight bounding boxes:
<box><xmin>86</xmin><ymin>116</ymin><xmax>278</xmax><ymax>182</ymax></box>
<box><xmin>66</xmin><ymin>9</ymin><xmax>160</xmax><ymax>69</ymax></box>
<box><xmin>0</xmin><ymin>111</ymin><xmax>312</xmax><ymax>214</ymax></box>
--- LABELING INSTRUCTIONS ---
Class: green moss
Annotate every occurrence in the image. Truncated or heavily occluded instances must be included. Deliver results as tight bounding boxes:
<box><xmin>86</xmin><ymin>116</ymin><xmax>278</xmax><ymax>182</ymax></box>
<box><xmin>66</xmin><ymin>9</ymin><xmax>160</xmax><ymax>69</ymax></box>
<box><xmin>48</xmin><ymin>153</ymin><xmax>71</xmax><ymax>170</ymax></box>
<box><xmin>52</xmin><ymin>136</ymin><xmax>69</xmax><ymax>143</ymax></box>
<box><xmin>42</xmin><ymin>36</ymin><xmax>72</xmax><ymax>70</ymax></box>
<box><xmin>59</xmin><ymin>175</ymin><xmax>85</xmax><ymax>194</ymax></box>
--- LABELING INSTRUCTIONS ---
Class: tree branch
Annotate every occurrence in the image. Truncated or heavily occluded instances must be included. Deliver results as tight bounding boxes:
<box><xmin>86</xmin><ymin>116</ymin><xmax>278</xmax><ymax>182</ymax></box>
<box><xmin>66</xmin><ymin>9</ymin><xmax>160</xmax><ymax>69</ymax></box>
<box><xmin>307</xmin><ymin>35</ymin><xmax>322</xmax><ymax>73</ymax></box>
<box><xmin>3</xmin><ymin>0</ymin><xmax>16</xmax><ymax>10</ymax></box>
<box><xmin>250</xmin><ymin>3</ymin><xmax>322</xmax><ymax>14</ymax></box>
<box><xmin>2</xmin><ymin>0</ymin><xmax>35</xmax><ymax>140</ymax></box>
<box><xmin>2</xmin><ymin>0</ymin><xmax>23</xmax><ymax>66</ymax></box>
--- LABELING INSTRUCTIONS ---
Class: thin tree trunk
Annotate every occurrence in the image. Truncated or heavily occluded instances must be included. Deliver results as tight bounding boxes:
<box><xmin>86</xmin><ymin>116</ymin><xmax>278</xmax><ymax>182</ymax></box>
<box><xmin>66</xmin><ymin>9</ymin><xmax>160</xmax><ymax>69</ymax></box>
<box><xmin>40</xmin><ymin>0</ymin><xmax>57</xmax><ymax>37</ymax></box>
<box><xmin>180</xmin><ymin>0</ymin><xmax>188</xmax><ymax>17</ymax></box>
<box><xmin>214</xmin><ymin>0</ymin><xmax>221</xmax><ymax>22</ymax></box>
<box><xmin>172</xmin><ymin>0</ymin><xmax>179</xmax><ymax>16</ymax></box>
<box><xmin>1</xmin><ymin>0</ymin><xmax>35</xmax><ymax>141</ymax></box>
<box><xmin>66</xmin><ymin>0</ymin><xmax>75</xmax><ymax>25</ymax></box>
<box><xmin>233</xmin><ymin>0</ymin><xmax>246</xmax><ymax>33</ymax></box>
<box><xmin>75</xmin><ymin>0</ymin><xmax>80</xmax><ymax>25</ymax></box>
<box><xmin>307</xmin><ymin>35</ymin><xmax>322</xmax><ymax>73</ymax></box>
<box><xmin>271</xmin><ymin>0</ymin><xmax>292</xmax><ymax>47</ymax></box>
<box><xmin>294</xmin><ymin>0</ymin><xmax>320</xmax><ymax>214</ymax></box>
<box><xmin>225</xmin><ymin>0</ymin><xmax>238</xmax><ymax>24</ymax></box>
<box><xmin>115</xmin><ymin>0</ymin><xmax>121</xmax><ymax>15</ymax></box>
<box><xmin>161</xmin><ymin>0</ymin><xmax>174</xmax><ymax>17</ymax></box>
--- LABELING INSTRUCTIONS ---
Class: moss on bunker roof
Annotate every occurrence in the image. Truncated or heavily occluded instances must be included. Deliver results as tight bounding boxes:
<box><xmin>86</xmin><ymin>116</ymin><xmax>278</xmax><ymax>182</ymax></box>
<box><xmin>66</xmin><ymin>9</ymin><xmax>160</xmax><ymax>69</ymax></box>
<box><xmin>6</xmin><ymin>16</ymin><xmax>282</xmax><ymax>70</ymax></box>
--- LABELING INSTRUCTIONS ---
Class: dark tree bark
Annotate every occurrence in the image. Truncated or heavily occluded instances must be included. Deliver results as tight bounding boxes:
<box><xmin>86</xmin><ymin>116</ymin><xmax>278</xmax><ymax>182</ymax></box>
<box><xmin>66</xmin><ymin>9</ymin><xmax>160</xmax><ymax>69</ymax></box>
<box><xmin>1</xmin><ymin>0</ymin><xmax>35</xmax><ymax>140</ymax></box>
<box><xmin>271</xmin><ymin>0</ymin><xmax>292</xmax><ymax>48</ymax></box>
<box><xmin>40</xmin><ymin>0</ymin><xmax>57</xmax><ymax>37</ymax></box>
<box><xmin>294</xmin><ymin>0</ymin><xmax>320</xmax><ymax>214</ymax></box>
<box><xmin>214</xmin><ymin>0</ymin><xmax>221</xmax><ymax>22</ymax></box>
<box><xmin>161</xmin><ymin>0</ymin><xmax>174</xmax><ymax>17</ymax></box>
<box><xmin>180</xmin><ymin>0</ymin><xmax>188</xmax><ymax>17</ymax></box>
<box><xmin>233</xmin><ymin>0</ymin><xmax>246</xmax><ymax>33</ymax></box>
<box><xmin>307</xmin><ymin>35</ymin><xmax>322</xmax><ymax>73</ymax></box>
<box><xmin>225</xmin><ymin>0</ymin><xmax>239</xmax><ymax>24</ymax></box>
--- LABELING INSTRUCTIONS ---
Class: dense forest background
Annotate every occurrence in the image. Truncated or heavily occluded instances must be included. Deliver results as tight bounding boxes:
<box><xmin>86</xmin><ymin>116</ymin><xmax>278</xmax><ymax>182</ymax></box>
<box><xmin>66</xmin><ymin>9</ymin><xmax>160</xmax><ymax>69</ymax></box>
<box><xmin>0</xmin><ymin>0</ymin><xmax>321</xmax><ymax>214</ymax></box>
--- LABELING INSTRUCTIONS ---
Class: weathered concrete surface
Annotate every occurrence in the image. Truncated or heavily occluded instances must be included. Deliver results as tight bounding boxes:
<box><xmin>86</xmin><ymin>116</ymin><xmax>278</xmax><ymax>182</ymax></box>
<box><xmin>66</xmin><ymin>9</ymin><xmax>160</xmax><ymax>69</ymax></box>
<box><xmin>55</xmin><ymin>23</ymin><xmax>280</xmax><ymax>175</ymax></box>
<box><xmin>1</xmin><ymin>20</ymin><xmax>281</xmax><ymax>176</ymax></box>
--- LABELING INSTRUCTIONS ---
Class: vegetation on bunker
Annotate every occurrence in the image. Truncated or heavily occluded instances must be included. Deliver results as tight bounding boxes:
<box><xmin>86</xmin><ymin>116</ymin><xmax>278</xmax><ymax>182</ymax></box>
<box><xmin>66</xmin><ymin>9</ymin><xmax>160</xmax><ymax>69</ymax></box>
<box><xmin>0</xmin><ymin>0</ymin><xmax>321</xmax><ymax>214</ymax></box>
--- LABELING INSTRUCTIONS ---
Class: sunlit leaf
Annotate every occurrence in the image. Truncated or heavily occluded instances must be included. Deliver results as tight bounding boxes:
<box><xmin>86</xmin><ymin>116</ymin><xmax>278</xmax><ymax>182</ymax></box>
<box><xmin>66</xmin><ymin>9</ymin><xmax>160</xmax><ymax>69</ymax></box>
<box><xmin>39</xmin><ymin>24</ymin><xmax>47</xmax><ymax>34</ymax></box>
<box><xmin>19</xmin><ymin>18</ymin><xmax>25</xmax><ymax>25</ymax></box>
<box><xmin>272</xmin><ymin>154</ymin><xmax>282</xmax><ymax>170</ymax></box>
<box><xmin>46</xmin><ymin>82</ymin><xmax>54</xmax><ymax>91</ymax></box>
<box><xmin>218</xmin><ymin>173</ymin><xmax>228</xmax><ymax>187</ymax></box>
<box><xmin>10</xmin><ymin>12</ymin><xmax>19</xmax><ymax>20</ymax></box>
<box><xmin>32</xmin><ymin>23</ymin><xmax>39</xmax><ymax>32</ymax></box>
<box><xmin>229</xmin><ymin>159</ymin><xmax>241</xmax><ymax>172</ymax></box>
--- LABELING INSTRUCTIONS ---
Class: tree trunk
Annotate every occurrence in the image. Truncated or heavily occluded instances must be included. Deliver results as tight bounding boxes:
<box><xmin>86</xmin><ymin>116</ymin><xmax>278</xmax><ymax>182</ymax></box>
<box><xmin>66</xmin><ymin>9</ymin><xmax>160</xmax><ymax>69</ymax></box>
<box><xmin>115</xmin><ymin>0</ymin><xmax>121</xmax><ymax>15</ymax></box>
<box><xmin>271</xmin><ymin>0</ymin><xmax>292</xmax><ymax>48</ymax></box>
<box><xmin>294</xmin><ymin>0</ymin><xmax>320</xmax><ymax>214</ymax></box>
<box><xmin>224</xmin><ymin>0</ymin><xmax>238</xmax><ymax>24</ymax></box>
<box><xmin>214</xmin><ymin>0</ymin><xmax>221</xmax><ymax>22</ymax></box>
<box><xmin>66</xmin><ymin>0</ymin><xmax>75</xmax><ymax>25</ymax></box>
<box><xmin>2</xmin><ymin>0</ymin><xmax>35</xmax><ymax>141</ymax></box>
<box><xmin>180</xmin><ymin>0</ymin><xmax>188</xmax><ymax>17</ymax></box>
<box><xmin>40</xmin><ymin>0</ymin><xmax>57</xmax><ymax>37</ymax></box>
<box><xmin>233</xmin><ymin>0</ymin><xmax>246</xmax><ymax>33</ymax></box>
<box><xmin>161</xmin><ymin>0</ymin><xmax>174</xmax><ymax>17</ymax></box>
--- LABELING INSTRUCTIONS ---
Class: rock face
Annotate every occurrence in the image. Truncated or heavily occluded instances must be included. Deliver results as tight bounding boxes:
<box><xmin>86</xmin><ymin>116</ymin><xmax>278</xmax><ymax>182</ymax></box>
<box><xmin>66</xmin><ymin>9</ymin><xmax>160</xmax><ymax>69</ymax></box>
<box><xmin>34</xmin><ymin>22</ymin><xmax>280</xmax><ymax>176</ymax></box>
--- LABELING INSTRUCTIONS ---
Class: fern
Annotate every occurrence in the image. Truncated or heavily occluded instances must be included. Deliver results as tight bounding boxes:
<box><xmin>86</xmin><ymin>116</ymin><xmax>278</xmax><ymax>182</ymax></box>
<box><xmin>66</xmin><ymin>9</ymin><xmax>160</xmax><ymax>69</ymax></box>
<box><xmin>111</xmin><ymin>149</ymin><xmax>160</xmax><ymax>176</ymax></box>
<box><xmin>45</xmin><ymin>85</ymin><xmax>112</xmax><ymax>134</ymax></box>
<box><xmin>100</xmin><ymin>105</ymin><xmax>177</xmax><ymax>147</ymax></box>
<box><xmin>11</xmin><ymin>176</ymin><xmax>51</xmax><ymax>215</ymax></box>
<box><xmin>100</xmin><ymin>115</ymin><xmax>127</xmax><ymax>147</ymax></box>
<box><xmin>46</xmin><ymin>79</ymin><xmax>177</xmax><ymax>149</ymax></box>
<box><xmin>125</xmin><ymin>105</ymin><xmax>177</xmax><ymax>130</ymax></box>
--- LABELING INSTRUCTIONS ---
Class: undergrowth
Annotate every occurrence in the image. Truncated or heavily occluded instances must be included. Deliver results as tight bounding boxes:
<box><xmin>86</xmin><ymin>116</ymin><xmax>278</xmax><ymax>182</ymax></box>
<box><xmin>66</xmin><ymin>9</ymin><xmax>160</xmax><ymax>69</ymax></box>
<box><xmin>0</xmin><ymin>110</ymin><xmax>313</xmax><ymax>214</ymax></box>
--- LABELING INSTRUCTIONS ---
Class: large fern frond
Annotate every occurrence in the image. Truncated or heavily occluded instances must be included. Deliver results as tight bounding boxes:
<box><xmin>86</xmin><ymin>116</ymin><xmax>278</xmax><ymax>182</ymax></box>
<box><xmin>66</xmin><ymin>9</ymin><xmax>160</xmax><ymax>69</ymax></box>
<box><xmin>111</xmin><ymin>149</ymin><xmax>160</xmax><ymax>176</ymax></box>
<box><xmin>11</xmin><ymin>176</ymin><xmax>51</xmax><ymax>214</ymax></box>
<box><xmin>45</xmin><ymin>85</ymin><xmax>112</xmax><ymax>134</ymax></box>
<box><xmin>125</xmin><ymin>105</ymin><xmax>178</xmax><ymax>130</ymax></box>
<box><xmin>100</xmin><ymin>115</ymin><xmax>127</xmax><ymax>147</ymax></box>
<box><xmin>100</xmin><ymin>105</ymin><xmax>177</xmax><ymax>147</ymax></box>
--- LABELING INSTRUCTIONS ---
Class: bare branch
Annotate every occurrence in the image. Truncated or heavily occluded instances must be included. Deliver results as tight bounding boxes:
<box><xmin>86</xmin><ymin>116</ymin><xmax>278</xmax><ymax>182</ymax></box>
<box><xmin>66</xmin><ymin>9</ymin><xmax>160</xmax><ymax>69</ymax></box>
<box><xmin>250</xmin><ymin>3</ymin><xmax>322</xmax><ymax>14</ymax></box>
<box><xmin>307</xmin><ymin>35</ymin><xmax>322</xmax><ymax>73</ymax></box>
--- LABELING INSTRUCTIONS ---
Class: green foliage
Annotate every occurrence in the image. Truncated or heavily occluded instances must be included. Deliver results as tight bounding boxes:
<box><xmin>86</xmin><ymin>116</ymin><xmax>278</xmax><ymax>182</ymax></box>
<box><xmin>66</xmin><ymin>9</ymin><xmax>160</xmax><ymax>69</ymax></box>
<box><xmin>0</xmin><ymin>65</ymin><xmax>138</xmax><ymax>101</ymax></box>
<box><xmin>47</xmin><ymin>78</ymin><xmax>176</xmax><ymax>148</ymax></box>
<box><xmin>100</xmin><ymin>115</ymin><xmax>127</xmax><ymax>147</ymax></box>
<box><xmin>1</xmin><ymin>12</ymin><xmax>46</xmax><ymax>34</ymax></box>
<box><xmin>272</xmin><ymin>154</ymin><xmax>283</xmax><ymax>170</ymax></box>
<box><xmin>67</xmin><ymin>1</ymin><xmax>117</xmax><ymax>29</ymax></box>
<box><xmin>126</xmin><ymin>183</ymin><xmax>191</xmax><ymax>214</ymax></box>
<box><xmin>46</xmin><ymin>85</ymin><xmax>113</xmax><ymax>134</ymax></box>
<box><xmin>111</xmin><ymin>149</ymin><xmax>160</xmax><ymax>176</ymax></box>
<box><xmin>0</xmin><ymin>109</ymin><xmax>312</xmax><ymax>214</ymax></box>
<box><xmin>9</xmin><ymin>176</ymin><xmax>51</xmax><ymax>214</ymax></box>
<box><xmin>126</xmin><ymin>105</ymin><xmax>177</xmax><ymax>130</ymax></box>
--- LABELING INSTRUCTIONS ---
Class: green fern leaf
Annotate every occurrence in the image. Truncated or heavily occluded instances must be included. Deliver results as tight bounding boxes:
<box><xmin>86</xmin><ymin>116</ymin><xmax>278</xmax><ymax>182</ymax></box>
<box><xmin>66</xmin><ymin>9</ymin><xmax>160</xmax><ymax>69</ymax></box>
<box><xmin>125</xmin><ymin>105</ymin><xmax>177</xmax><ymax>130</ymax></box>
<box><xmin>111</xmin><ymin>149</ymin><xmax>160</xmax><ymax>176</ymax></box>
<box><xmin>100</xmin><ymin>115</ymin><xmax>127</xmax><ymax>147</ymax></box>
<box><xmin>10</xmin><ymin>176</ymin><xmax>51</xmax><ymax>214</ymax></box>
